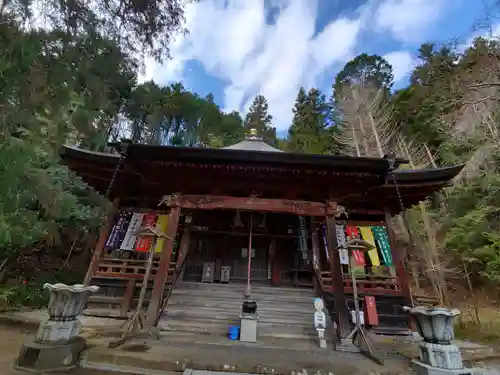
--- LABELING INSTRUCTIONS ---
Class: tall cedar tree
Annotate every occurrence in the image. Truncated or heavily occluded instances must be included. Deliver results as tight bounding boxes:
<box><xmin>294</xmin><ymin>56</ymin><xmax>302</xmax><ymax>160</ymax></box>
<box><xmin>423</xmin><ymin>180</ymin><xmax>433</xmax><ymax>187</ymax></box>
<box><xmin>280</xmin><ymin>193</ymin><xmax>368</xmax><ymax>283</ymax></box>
<box><xmin>244</xmin><ymin>95</ymin><xmax>277</xmax><ymax>145</ymax></box>
<box><xmin>288</xmin><ymin>87</ymin><xmax>338</xmax><ymax>154</ymax></box>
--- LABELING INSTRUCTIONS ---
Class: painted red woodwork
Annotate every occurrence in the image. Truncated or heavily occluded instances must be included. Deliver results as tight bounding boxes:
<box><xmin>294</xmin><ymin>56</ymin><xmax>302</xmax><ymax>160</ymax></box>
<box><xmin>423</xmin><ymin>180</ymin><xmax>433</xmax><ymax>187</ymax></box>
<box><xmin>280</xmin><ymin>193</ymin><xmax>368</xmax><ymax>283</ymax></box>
<box><xmin>325</xmin><ymin>216</ymin><xmax>351</xmax><ymax>339</ymax></box>
<box><xmin>84</xmin><ymin>198</ymin><xmax>119</xmax><ymax>285</ymax></box>
<box><xmin>364</xmin><ymin>296</ymin><xmax>379</xmax><ymax>326</ymax></box>
<box><xmin>162</xmin><ymin>194</ymin><xmax>342</xmax><ymax>217</ymax></box>
<box><xmin>146</xmin><ymin>206</ymin><xmax>181</xmax><ymax>325</ymax></box>
<box><xmin>175</xmin><ymin>228</ymin><xmax>191</xmax><ymax>270</ymax></box>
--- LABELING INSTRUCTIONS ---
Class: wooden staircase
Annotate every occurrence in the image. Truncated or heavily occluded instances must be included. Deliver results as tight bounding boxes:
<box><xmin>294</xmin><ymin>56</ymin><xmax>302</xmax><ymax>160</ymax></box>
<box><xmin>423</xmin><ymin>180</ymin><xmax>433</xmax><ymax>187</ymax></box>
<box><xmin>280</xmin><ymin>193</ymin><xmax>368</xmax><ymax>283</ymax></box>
<box><xmin>315</xmin><ymin>269</ymin><xmax>438</xmax><ymax>335</ymax></box>
<box><xmin>159</xmin><ymin>282</ymin><xmax>334</xmax><ymax>340</ymax></box>
<box><xmin>84</xmin><ymin>257</ymin><xmax>177</xmax><ymax>317</ymax></box>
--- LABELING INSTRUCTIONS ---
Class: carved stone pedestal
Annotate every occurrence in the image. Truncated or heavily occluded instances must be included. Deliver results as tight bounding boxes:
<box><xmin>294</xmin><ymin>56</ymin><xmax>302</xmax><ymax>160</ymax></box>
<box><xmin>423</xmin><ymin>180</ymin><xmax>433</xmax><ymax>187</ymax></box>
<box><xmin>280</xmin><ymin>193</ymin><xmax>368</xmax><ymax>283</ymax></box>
<box><xmin>411</xmin><ymin>359</ymin><xmax>475</xmax><ymax>375</ymax></box>
<box><xmin>419</xmin><ymin>342</ymin><xmax>464</xmax><ymax>370</ymax></box>
<box><xmin>15</xmin><ymin>283</ymin><xmax>99</xmax><ymax>373</ymax></box>
<box><xmin>16</xmin><ymin>336</ymin><xmax>86</xmax><ymax>373</ymax></box>
<box><xmin>36</xmin><ymin>320</ymin><xmax>82</xmax><ymax>344</ymax></box>
<box><xmin>404</xmin><ymin>306</ymin><xmax>478</xmax><ymax>375</ymax></box>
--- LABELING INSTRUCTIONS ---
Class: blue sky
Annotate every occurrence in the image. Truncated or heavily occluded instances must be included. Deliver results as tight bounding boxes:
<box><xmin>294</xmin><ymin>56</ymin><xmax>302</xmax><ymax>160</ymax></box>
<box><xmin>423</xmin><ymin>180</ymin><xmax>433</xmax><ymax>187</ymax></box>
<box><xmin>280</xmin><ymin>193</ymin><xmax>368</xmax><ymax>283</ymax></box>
<box><xmin>141</xmin><ymin>0</ymin><xmax>500</xmax><ymax>136</ymax></box>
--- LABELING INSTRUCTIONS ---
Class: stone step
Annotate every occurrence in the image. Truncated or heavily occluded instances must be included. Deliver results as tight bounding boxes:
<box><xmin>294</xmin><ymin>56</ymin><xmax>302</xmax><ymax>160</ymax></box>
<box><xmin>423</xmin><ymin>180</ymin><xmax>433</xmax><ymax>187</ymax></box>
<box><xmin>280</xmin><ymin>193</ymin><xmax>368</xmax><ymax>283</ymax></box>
<box><xmin>163</xmin><ymin>310</ymin><xmax>322</xmax><ymax>325</ymax></box>
<box><xmin>158</xmin><ymin>317</ymin><xmax>327</xmax><ymax>339</ymax></box>
<box><xmin>163</xmin><ymin>282</ymin><xmax>325</xmax><ymax>340</ymax></box>
<box><xmin>170</xmin><ymin>290</ymin><xmax>317</xmax><ymax>304</ymax></box>
<box><xmin>169</xmin><ymin>296</ymin><xmax>315</xmax><ymax>312</ymax></box>
<box><xmin>176</xmin><ymin>282</ymin><xmax>315</xmax><ymax>296</ymax></box>
<box><xmin>164</xmin><ymin>305</ymin><xmax>316</xmax><ymax>319</ymax></box>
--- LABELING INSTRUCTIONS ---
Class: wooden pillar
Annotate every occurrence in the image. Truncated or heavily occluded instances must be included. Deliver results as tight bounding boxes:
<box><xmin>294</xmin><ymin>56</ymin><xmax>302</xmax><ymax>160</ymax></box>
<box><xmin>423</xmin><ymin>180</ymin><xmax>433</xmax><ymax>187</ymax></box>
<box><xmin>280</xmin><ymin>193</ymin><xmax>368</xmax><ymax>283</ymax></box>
<box><xmin>269</xmin><ymin>238</ymin><xmax>278</xmax><ymax>285</ymax></box>
<box><xmin>384</xmin><ymin>209</ymin><xmax>412</xmax><ymax>306</ymax></box>
<box><xmin>325</xmin><ymin>216</ymin><xmax>351</xmax><ymax>339</ymax></box>
<box><xmin>145</xmin><ymin>205</ymin><xmax>181</xmax><ymax>325</ymax></box>
<box><xmin>176</xmin><ymin>226</ymin><xmax>192</xmax><ymax>271</ymax></box>
<box><xmin>309</xmin><ymin>220</ymin><xmax>321</xmax><ymax>271</ymax></box>
<box><xmin>84</xmin><ymin>198</ymin><xmax>119</xmax><ymax>285</ymax></box>
<box><xmin>120</xmin><ymin>280</ymin><xmax>135</xmax><ymax>317</ymax></box>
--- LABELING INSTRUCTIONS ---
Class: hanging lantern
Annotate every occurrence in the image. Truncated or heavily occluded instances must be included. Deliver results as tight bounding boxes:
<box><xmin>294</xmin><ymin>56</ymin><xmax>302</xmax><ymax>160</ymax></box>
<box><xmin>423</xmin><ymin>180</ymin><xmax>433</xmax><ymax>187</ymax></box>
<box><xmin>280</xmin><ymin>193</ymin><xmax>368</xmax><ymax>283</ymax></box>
<box><xmin>258</xmin><ymin>213</ymin><xmax>267</xmax><ymax>229</ymax></box>
<box><xmin>233</xmin><ymin>211</ymin><xmax>244</xmax><ymax>227</ymax></box>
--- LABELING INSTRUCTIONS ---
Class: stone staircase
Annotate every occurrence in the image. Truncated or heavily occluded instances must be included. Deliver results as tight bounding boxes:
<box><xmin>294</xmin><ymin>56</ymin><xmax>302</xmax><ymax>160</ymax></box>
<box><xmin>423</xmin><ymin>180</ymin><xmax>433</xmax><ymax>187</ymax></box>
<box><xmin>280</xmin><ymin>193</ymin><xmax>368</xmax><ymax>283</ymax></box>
<box><xmin>158</xmin><ymin>282</ymin><xmax>332</xmax><ymax>340</ymax></box>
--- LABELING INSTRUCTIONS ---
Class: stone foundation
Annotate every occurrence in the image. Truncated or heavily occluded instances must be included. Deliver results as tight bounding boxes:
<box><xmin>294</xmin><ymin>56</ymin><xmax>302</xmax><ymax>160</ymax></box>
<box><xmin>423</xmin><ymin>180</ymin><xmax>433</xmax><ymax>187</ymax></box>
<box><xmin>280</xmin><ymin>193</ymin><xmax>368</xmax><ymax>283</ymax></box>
<box><xmin>15</xmin><ymin>336</ymin><xmax>85</xmax><ymax>373</ymax></box>
<box><xmin>36</xmin><ymin>319</ymin><xmax>82</xmax><ymax>344</ymax></box>
<box><xmin>420</xmin><ymin>342</ymin><xmax>464</xmax><ymax>370</ymax></box>
<box><xmin>412</xmin><ymin>359</ymin><xmax>476</xmax><ymax>375</ymax></box>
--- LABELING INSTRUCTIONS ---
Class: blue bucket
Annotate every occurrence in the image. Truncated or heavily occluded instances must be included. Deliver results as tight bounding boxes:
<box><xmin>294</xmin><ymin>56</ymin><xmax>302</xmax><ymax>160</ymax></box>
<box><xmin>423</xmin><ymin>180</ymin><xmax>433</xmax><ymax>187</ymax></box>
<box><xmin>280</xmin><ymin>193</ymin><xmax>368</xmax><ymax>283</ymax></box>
<box><xmin>228</xmin><ymin>325</ymin><xmax>240</xmax><ymax>340</ymax></box>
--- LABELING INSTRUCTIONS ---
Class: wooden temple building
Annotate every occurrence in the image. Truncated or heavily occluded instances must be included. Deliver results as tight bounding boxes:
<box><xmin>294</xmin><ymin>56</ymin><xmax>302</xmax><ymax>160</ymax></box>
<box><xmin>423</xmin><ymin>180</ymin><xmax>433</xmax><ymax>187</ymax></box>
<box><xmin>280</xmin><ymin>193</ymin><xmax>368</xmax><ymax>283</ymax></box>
<box><xmin>60</xmin><ymin>132</ymin><xmax>463</xmax><ymax>340</ymax></box>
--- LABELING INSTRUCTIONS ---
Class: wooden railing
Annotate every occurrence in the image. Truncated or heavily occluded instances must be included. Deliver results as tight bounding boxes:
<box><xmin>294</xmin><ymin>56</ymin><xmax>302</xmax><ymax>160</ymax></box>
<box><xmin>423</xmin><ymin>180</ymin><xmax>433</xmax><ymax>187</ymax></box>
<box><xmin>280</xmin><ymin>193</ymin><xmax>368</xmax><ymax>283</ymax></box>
<box><xmin>320</xmin><ymin>270</ymin><xmax>438</xmax><ymax>305</ymax></box>
<box><xmin>95</xmin><ymin>258</ymin><xmax>176</xmax><ymax>280</ymax></box>
<box><xmin>320</xmin><ymin>271</ymin><xmax>401</xmax><ymax>295</ymax></box>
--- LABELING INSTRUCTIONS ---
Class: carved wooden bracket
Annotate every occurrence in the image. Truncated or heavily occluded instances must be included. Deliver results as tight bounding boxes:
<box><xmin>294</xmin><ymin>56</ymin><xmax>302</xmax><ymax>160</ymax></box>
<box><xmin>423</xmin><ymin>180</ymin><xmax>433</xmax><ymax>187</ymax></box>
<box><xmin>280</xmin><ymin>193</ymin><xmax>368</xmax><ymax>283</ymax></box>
<box><xmin>177</xmin><ymin>194</ymin><xmax>329</xmax><ymax>216</ymax></box>
<box><xmin>326</xmin><ymin>200</ymin><xmax>347</xmax><ymax>217</ymax></box>
<box><xmin>158</xmin><ymin>193</ymin><xmax>182</xmax><ymax>208</ymax></box>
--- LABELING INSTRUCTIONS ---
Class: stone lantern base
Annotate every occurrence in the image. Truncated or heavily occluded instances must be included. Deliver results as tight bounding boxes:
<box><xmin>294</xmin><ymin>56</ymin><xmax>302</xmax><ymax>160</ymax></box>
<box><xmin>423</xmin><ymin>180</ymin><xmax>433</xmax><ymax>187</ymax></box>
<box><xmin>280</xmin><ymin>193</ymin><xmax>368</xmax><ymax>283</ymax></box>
<box><xmin>14</xmin><ymin>283</ymin><xmax>99</xmax><ymax>373</ymax></box>
<box><xmin>411</xmin><ymin>359</ymin><xmax>476</xmax><ymax>375</ymax></box>
<box><xmin>419</xmin><ymin>342</ymin><xmax>464</xmax><ymax>369</ymax></box>
<box><xmin>14</xmin><ymin>336</ymin><xmax>85</xmax><ymax>373</ymax></box>
<box><xmin>411</xmin><ymin>342</ymin><xmax>479</xmax><ymax>375</ymax></box>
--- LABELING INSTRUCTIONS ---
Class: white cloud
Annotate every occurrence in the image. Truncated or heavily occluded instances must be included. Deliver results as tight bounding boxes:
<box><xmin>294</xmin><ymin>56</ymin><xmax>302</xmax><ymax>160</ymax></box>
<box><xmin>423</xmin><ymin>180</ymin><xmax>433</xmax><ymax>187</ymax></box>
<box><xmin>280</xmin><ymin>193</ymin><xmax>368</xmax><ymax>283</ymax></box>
<box><xmin>374</xmin><ymin>0</ymin><xmax>448</xmax><ymax>43</ymax></box>
<box><xmin>143</xmin><ymin>0</ymin><xmax>363</xmax><ymax>131</ymax></box>
<box><xmin>383</xmin><ymin>51</ymin><xmax>414</xmax><ymax>82</ymax></box>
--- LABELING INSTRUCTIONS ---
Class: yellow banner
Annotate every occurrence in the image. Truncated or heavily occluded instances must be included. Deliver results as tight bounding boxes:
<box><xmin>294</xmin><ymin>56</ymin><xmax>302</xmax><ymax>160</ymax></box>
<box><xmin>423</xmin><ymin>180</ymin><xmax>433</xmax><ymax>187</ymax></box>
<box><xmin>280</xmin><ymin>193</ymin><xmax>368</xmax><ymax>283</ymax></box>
<box><xmin>359</xmin><ymin>226</ymin><xmax>380</xmax><ymax>266</ymax></box>
<box><xmin>154</xmin><ymin>215</ymin><xmax>169</xmax><ymax>253</ymax></box>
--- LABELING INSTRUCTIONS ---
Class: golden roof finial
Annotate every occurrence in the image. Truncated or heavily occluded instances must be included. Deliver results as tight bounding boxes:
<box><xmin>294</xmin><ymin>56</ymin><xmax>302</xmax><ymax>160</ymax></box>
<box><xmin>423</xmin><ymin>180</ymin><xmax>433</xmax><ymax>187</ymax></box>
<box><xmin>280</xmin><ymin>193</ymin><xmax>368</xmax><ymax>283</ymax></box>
<box><xmin>249</xmin><ymin>128</ymin><xmax>258</xmax><ymax>136</ymax></box>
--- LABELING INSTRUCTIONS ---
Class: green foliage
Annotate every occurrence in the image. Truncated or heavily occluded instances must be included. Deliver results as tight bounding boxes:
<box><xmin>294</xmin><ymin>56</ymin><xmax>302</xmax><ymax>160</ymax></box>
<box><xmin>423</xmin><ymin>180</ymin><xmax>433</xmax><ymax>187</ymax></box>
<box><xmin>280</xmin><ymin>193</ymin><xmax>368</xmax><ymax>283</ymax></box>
<box><xmin>334</xmin><ymin>53</ymin><xmax>394</xmax><ymax>96</ymax></box>
<box><xmin>3</xmin><ymin>0</ymin><xmax>192</xmax><ymax>62</ymax></box>
<box><xmin>0</xmin><ymin>271</ymin><xmax>83</xmax><ymax>309</ymax></box>
<box><xmin>244</xmin><ymin>95</ymin><xmax>278</xmax><ymax>145</ymax></box>
<box><xmin>0</xmin><ymin>282</ymin><xmax>49</xmax><ymax>309</ymax></box>
<box><xmin>444</xmin><ymin>175</ymin><xmax>500</xmax><ymax>284</ymax></box>
<box><xmin>287</xmin><ymin>87</ymin><xmax>340</xmax><ymax>154</ymax></box>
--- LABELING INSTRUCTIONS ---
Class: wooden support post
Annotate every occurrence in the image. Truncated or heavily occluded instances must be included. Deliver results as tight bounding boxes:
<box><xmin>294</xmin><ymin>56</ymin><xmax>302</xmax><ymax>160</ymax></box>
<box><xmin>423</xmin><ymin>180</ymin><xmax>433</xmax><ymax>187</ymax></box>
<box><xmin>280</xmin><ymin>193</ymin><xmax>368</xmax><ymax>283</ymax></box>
<box><xmin>309</xmin><ymin>220</ymin><xmax>321</xmax><ymax>292</ymax></box>
<box><xmin>309</xmin><ymin>220</ymin><xmax>321</xmax><ymax>272</ymax></box>
<box><xmin>384</xmin><ymin>209</ymin><xmax>416</xmax><ymax>331</ymax></box>
<box><xmin>176</xmin><ymin>226</ymin><xmax>192</xmax><ymax>271</ymax></box>
<box><xmin>384</xmin><ymin>210</ymin><xmax>412</xmax><ymax>305</ymax></box>
<box><xmin>84</xmin><ymin>198</ymin><xmax>119</xmax><ymax>285</ymax></box>
<box><xmin>120</xmin><ymin>280</ymin><xmax>136</xmax><ymax>317</ymax></box>
<box><xmin>325</xmin><ymin>216</ymin><xmax>351</xmax><ymax>339</ymax></box>
<box><xmin>145</xmin><ymin>206</ymin><xmax>181</xmax><ymax>325</ymax></box>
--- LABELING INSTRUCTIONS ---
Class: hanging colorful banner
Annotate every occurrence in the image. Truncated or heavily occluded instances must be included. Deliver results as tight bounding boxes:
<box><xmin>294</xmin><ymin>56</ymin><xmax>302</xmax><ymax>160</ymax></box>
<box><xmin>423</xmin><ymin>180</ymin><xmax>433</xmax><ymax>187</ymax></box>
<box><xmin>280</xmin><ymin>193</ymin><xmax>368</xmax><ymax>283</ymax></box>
<box><xmin>135</xmin><ymin>213</ymin><xmax>158</xmax><ymax>252</ymax></box>
<box><xmin>104</xmin><ymin>215</ymin><xmax>121</xmax><ymax>251</ymax></box>
<box><xmin>105</xmin><ymin>212</ymin><xmax>132</xmax><ymax>251</ymax></box>
<box><xmin>359</xmin><ymin>226</ymin><xmax>381</xmax><ymax>266</ymax></box>
<box><xmin>153</xmin><ymin>214</ymin><xmax>169</xmax><ymax>253</ymax></box>
<box><xmin>371</xmin><ymin>226</ymin><xmax>393</xmax><ymax>266</ymax></box>
<box><xmin>120</xmin><ymin>213</ymin><xmax>144</xmax><ymax>250</ymax></box>
<box><xmin>345</xmin><ymin>225</ymin><xmax>365</xmax><ymax>266</ymax></box>
<box><xmin>297</xmin><ymin>216</ymin><xmax>309</xmax><ymax>261</ymax></box>
<box><xmin>335</xmin><ymin>224</ymin><xmax>349</xmax><ymax>265</ymax></box>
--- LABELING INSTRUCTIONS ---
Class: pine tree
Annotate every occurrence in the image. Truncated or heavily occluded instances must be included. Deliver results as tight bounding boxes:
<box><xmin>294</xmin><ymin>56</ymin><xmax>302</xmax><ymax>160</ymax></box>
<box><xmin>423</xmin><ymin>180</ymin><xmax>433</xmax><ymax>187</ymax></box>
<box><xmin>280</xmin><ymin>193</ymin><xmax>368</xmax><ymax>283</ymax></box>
<box><xmin>244</xmin><ymin>95</ymin><xmax>277</xmax><ymax>145</ymax></box>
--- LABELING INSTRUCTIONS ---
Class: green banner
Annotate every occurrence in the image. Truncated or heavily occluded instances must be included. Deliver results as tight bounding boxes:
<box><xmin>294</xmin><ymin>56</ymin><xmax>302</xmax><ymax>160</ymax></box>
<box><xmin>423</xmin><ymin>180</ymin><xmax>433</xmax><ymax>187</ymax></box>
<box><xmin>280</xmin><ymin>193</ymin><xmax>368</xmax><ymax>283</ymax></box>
<box><xmin>371</xmin><ymin>226</ymin><xmax>393</xmax><ymax>266</ymax></box>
